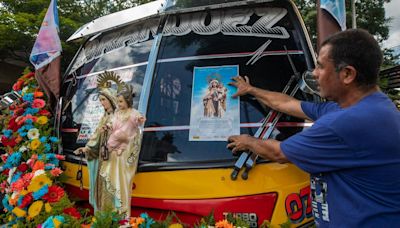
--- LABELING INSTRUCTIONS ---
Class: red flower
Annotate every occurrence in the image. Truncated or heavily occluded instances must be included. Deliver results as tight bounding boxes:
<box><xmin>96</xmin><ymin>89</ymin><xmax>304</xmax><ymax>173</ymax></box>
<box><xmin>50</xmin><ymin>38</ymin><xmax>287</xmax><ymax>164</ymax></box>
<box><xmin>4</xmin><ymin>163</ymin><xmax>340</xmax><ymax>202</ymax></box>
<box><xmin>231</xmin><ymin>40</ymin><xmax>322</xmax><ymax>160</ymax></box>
<box><xmin>119</xmin><ymin>219</ymin><xmax>128</xmax><ymax>225</ymax></box>
<box><xmin>19</xmin><ymin>193</ymin><xmax>33</xmax><ymax>208</ymax></box>
<box><xmin>2</xmin><ymin>169</ymin><xmax>9</xmax><ymax>175</ymax></box>
<box><xmin>32</xmin><ymin>99</ymin><xmax>46</xmax><ymax>109</ymax></box>
<box><xmin>17</xmin><ymin>163</ymin><xmax>29</xmax><ymax>172</ymax></box>
<box><xmin>38</xmin><ymin>109</ymin><xmax>51</xmax><ymax>116</ymax></box>
<box><xmin>34</xmin><ymin>91</ymin><xmax>44</xmax><ymax>98</ymax></box>
<box><xmin>12</xmin><ymin>80</ymin><xmax>24</xmax><ymax>91</ymax></box>
<box><xmin>8</xmin><ymin>117</ymin><xmax>21</xmax><ymax>132</ymax></box>
<box><xmin>63</xmin><ymin>207</ymin><xmax>81</xmax><ymax>219</ymax></box>
<box><xmin>43</xmin><ymin>185</ymin><xmax>65</xmax><ymax>203</ymax></box>
<box><xmin>22</xmin><ymin>72</ymin><xmax>35</xmax><ymax>79</ymax></box>
<box><xmin>1</xmin><ymin>136</ymin><xmax>16</xmax><ymax>148</ymax></box>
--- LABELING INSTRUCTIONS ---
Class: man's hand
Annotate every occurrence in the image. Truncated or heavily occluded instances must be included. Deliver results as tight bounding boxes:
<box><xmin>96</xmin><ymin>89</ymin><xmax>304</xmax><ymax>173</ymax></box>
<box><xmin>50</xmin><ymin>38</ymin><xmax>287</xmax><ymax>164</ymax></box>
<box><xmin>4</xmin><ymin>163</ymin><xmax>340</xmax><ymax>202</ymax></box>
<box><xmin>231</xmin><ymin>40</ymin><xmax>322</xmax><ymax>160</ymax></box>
<box><xmin>229</xmin><ymin>76</ymin><xmax>252</xmax><ymax>98</ymax></box>
<box><xmin>227</xmin><ymin>134</ymin><xmax>254</xmax><ymax>154</ymax></box>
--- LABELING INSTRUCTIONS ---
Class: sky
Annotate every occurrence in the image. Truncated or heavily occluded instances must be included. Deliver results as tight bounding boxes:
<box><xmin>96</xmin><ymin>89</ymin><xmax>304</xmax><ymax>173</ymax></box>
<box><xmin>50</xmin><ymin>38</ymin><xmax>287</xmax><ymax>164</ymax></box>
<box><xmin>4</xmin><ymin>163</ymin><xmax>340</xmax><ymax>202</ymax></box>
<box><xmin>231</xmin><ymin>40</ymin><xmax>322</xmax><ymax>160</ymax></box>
<box><xmin>383</xmin><ymin>0</ymin><xmax>400</xmax><ymax>49</ymax></box>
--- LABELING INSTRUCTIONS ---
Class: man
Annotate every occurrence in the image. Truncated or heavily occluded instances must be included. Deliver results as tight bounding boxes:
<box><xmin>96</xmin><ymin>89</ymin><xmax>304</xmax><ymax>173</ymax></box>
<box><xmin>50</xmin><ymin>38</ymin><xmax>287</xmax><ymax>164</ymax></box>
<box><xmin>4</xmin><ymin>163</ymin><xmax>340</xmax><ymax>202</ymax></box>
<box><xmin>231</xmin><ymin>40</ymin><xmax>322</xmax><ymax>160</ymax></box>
<box><xmin>227</xmin><ymin>29</ymin><xmax>400</xmax><ymax>227</ymax></box>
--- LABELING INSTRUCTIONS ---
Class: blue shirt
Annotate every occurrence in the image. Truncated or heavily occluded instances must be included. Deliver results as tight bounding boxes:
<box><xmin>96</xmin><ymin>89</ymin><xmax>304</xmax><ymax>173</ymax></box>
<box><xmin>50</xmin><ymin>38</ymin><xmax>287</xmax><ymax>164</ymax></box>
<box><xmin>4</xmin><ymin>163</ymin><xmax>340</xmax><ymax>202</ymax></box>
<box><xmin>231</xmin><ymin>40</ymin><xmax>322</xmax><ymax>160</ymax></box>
<box><xmin>281</xmin><ymin>92</ymin><xmax>400</xmax><ymax>227</ymax></box>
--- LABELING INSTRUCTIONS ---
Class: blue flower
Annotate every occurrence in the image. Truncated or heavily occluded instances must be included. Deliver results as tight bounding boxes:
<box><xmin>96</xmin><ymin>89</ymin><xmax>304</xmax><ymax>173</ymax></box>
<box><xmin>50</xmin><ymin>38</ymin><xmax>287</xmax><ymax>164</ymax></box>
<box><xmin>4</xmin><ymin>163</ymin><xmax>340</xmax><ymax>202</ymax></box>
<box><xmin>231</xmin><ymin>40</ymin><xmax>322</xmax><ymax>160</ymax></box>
<box><xmin>44</xmin><ymin>144</ymin><xmax>51</xmax><ymax>152</ymax></box>
<box><xmin>42</xmin><ymin>215</ymin><xmax>65</xmax><ymax>228</ymax></box>
<box><xmin>2</xmin><ymin>129</ymin><xmax>13</xmax><ymax>138</ymax></box>
<box><xmin>42</xmin><ymin>216</ymin><xmax>55</xmax><ymax>228</ymax></box>
<box><xmin>10</xmin><ymin>172</ymin><xmax>22</xmax><ymax>184</ymax></box>
<box><xmin>24</xmin><ymin>124</ymin><xmax>33</xmax><ymax>130</ymax></box>
<box><xmin>2</xmin><ymin>195</ymin><xmax>13</xmax><ymax>212</ymax></box>
<box><xmin>49</xmin><ymin>137</ymin><xmax>58</xmax><ymax>143</ymax></box>
<box><xmin>6</xmin><ymin>152</ymin><xmax>22</xmax><ymax>168</ymax></box>
<box><xmin>22</xmin><ymin>93</ymin><xmax>34</xmax><ymax>102</ymax></box>
<box><xmin>23</xmin><ymin>107</ymin><xmax>39</xmax><ymax>115</ymax></box>
<box><xmin>139</xmin><ymin>213</ymin><xmax>155</xmax><ymax>228</ymax></box>
<box><xmin>40</xmin><ymin>136</ymin><xmax>47</xmax><ymax>143</ymax></box>
<box><xmin>25</xmin><ymin>119</ymin><xmax>33</xmax><ymax>125</ymax></box>
<box><xmin>45</xmin><ymin>164</ymin><xmax>55</xmax><ymax>170</ymax></box>
<box><xmin>33</xmin><ymin>184</ymin><xmax>49</xmax><ymax>200</ymax></box>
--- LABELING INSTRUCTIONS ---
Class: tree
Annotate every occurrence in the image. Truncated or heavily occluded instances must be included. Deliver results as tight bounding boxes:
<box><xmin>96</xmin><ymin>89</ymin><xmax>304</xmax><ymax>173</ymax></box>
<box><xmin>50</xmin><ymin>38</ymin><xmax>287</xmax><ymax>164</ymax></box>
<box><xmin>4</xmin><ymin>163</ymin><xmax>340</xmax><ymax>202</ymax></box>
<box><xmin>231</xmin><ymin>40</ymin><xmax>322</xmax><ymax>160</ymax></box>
<box><xmin>293</xmin><ymin>0</ymin><xmax>392</xmax><ymax>46</ymax></box>
<box><xmin>0</xmin><ymin>0</ymin><xmax>152</xmax><ymax>72</ymax></box>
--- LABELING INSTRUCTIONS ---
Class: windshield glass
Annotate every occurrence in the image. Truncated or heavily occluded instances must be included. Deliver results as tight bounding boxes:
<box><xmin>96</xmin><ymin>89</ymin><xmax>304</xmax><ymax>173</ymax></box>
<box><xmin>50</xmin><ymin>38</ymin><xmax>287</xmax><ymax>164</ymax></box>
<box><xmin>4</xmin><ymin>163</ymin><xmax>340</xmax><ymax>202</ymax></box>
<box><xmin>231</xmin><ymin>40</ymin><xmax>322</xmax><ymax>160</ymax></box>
<box><xmin>141</xmin><ymin>5</ymin><xmax>309</xmax><ymax>165</ymax></box>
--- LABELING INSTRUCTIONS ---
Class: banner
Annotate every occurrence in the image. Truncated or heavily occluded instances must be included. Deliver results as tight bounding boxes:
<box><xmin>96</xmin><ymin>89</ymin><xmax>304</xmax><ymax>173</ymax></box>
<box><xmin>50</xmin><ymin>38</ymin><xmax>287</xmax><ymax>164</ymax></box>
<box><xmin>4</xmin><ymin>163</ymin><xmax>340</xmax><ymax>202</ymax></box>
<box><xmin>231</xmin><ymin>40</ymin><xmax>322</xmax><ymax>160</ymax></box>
<box><xmin>189</xmin><ymin>65</ymin><xmax>240</xmax><ymax>141</ymax></box>
<box><xmin>30</xmin><ymin>0</ymin><xmax>62</xmax><ymax>69</ymax></box>
<box><xmin>320</xmin><ymin>0</ymin><xmax>346</xmax><ymax>31</ymax></box>
<box><xmin>30</xmin><ymin>0</ymin><xmax>62</xmax><ymax>109</ymax></box>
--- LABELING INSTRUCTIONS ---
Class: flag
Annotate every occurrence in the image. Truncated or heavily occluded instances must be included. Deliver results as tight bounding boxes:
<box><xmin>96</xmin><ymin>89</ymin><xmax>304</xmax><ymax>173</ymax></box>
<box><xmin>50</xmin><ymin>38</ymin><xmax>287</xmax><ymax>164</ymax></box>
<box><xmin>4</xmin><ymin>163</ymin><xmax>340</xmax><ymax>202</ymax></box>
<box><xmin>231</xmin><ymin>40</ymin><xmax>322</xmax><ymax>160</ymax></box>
<box><xmin>317</xmin><ymin>0</ymin><xmax>345</xmax><ymax>49</ymax></box>
<box><xmin>29</xmin><ymin>0</ymin><xmax>62</xmax><ymax>110</ymax></box>
<box><xmin>320</xmin><ymin>0</ymin><xmax>346</xmax><ymax>31</ymax></box>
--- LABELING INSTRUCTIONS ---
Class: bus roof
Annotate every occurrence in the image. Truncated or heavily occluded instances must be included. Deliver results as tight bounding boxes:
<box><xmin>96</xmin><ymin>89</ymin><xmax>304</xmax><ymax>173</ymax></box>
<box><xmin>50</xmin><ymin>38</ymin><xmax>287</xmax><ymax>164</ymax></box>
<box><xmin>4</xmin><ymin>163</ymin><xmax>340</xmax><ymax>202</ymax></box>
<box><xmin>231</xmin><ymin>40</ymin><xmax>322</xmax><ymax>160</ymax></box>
<box><xmin>67</xmin><ymin>0</ymin><xmax>278</xmax><ymax>42</ymax></box>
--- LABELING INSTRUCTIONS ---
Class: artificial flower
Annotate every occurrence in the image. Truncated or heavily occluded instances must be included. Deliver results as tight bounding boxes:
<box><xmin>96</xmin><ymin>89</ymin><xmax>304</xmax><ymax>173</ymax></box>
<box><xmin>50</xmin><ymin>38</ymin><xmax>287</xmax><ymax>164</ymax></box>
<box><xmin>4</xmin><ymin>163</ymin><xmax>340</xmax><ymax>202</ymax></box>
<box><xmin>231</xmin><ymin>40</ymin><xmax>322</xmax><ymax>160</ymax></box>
<box><xmin>130</xmin><ymin>217</ymin><xmax>145</xmax><ymax>227</ymax></box>
<box><xmin>10</xmin><ymin>179</ymin><xmax>25</xmax><ymax>192</ymax></box>
<box><xmin>8</xmin><ymin>117</ymin><xmax>21</xmax><ymax>131</ymax></box>
<box><xmin>37</xmin><ymin>116</ymin><xmax>48</xmax><ymax>125</ymax></box>
<box><xmin>45</xmin><ymin>202</ymin><xmax>52</xmax><ymax>213</ymax></box>
<box><xmin>12</xmin><ymin>207</ymin><xmax>26</xmax><ymax>217</ymax></box>
<box><xmin>215</xmin><ymin>219</ymin><xmax>234</xmax><ymax>228</ymax></box>
<box><xmin>43</xmin><ymin>185</ymin><xmax>64</xmax><ymax>203</ymax></box>
<box><xmin>34</xmin><ymin>91</ymin><xmax>44</xmax><ymax>98</ymax></box>
<box><xmin>22</xmin><ymin>172</ymin><xmax>34</xmax><ymax>183</ymax></box>
<box><xmin>33</xmin><ymin>169</ymin><xmax>45</xmax><ymax>177</ymax></box>
<box><xmin>19</xmin><ymin>145</ymin><xmax>28</xmax><ymax>153</ymax></box>
<box><xmin>15</xmin><ymin>135</ymin><xmax>23</xmax><ymax>144</ymax></box>
<box><xmin>9</xmin><ymin>194</ymin><xmax>19</xmax><ymax>206</ymax></box>
<box><xmin>13</xmin><ymin>80</ymin><xmax>24</xmax><ymax>91</ymax></box>
<box><xmin>27</xmin><ymin>128</ymin><xmax>40</xmax><ymax>140</ymax></box>
<box><xmin>17</xmin><ymin>163</ymin><xmax>29</xmax><ymax>172</ymax></box>
<box><xmin>27</xmin><ymin>174</ymin><xmax>52</xmax><ymax>192</ymax></box>
<box><xmin>169</xmin><ymin>223</ymin><xmax>184</xmax><ymax>228</ymax></box>
<box><xmin>32</xmin><ymin>161</ymin><xmax>45</xmax><ymax>171</ymax></box>
<box><xmin>22</xmin><ymin>93</ymin><xmax>34</xmax><ymax>103</ymax></box>
<box><xmin>50</xmin><ymin>168</ymin><xmax>63</xmax><ymax>177</ymax></box>
<box><xmin>0</xmin><ymin>181</ymin><xmax>8</xmax><ymax>193</ymax></box>
<box><xmin>55</xmin><ymin>154</ymin><xmax>65</xmax><ymax>160</ymax></box>
<box><xmin>32</xmin><ymin>99</ymin><xmax>46</xmax><ymax>109</ymax></box>
<box><xmin>63</xmin><ymin>207</ymin><xmax>81</xmax><ymax>219</ymax></box>
<box><xmin>38</xmin><ymin>109</ymin><xmax>50</xmax><ymax>116</ymax></box>
<box><xmin>28</xmin><ymin>200</ymin><xmax>43</xmax><ymax>218</ymax></box>
<box><xmin>19</xmin><ymin>193</ymin><xmax>33</xmax><ymax>208</ymax></box>
<box><xmin>42</xmin><ymin>215</ymin><xmax>65</xmax><ymax>228</ymax></box>
<box><xmin>30</xmin><ymin>139</ymin><xmax>41</xmax><ymax>150</ymax></box>
<box><xmin>5</xmin><ymin>152</ymin><xmax>22</xmax><ymax>168</ymax></box>
<box><xmin>1</xmin><ymin>136</ymin><xmax>17</xmax><ymax>147</ymax></box>
<box><xmin>2</xmin><ymin>169</ymin><xmax>9</xmax><ymax>175</ymax></box>
<box><xmin>33</xmin><ymin>185</ymin><xmax>49</xmax><ymax>200</ymax></box>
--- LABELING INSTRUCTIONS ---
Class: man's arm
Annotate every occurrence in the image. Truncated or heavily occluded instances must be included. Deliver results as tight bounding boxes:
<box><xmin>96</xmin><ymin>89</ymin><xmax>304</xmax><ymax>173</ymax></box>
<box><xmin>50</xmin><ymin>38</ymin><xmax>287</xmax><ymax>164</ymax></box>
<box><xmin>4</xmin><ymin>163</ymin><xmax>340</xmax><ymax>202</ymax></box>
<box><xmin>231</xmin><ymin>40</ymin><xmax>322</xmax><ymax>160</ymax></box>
<box><xmin>227</xmin><ymin>135</ymin><xmax>288</xmax><ymax>163</ymax></box>
<box><xmin>229</xmin><ymin>76</ymin><xmax>310</xmax><ymax>120</ymax></box>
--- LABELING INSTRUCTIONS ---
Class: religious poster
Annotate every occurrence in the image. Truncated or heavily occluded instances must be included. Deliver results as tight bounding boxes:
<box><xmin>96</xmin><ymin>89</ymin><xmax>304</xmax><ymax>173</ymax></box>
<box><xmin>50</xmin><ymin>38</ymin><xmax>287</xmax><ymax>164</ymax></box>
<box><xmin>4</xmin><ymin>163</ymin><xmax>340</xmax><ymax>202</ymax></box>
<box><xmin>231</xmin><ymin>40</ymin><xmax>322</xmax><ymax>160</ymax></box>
<box><xmin>76</xmin><ymin>93</ymin><xmax>105</xmax><ymax>143</ymax></box>
<box><xmin>189</xmin><ymin>65</ymin><xmax>240</xmax><ymax>141</ymax></box>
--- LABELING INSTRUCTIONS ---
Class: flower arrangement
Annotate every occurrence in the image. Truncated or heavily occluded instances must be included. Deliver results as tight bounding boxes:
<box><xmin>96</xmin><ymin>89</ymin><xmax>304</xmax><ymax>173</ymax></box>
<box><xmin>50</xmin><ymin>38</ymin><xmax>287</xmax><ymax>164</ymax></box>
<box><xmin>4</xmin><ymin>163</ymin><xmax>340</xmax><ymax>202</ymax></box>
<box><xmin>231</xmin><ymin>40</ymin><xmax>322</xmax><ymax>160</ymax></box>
<box><xmin>0</xmin><ymin>71</ymin><xmax>88</xmax><ymax>227</ymax></box>
<box><xmin>0</xmin><ymin>71</ymin><xmax>286</xmax><ymax>228</ymax></box>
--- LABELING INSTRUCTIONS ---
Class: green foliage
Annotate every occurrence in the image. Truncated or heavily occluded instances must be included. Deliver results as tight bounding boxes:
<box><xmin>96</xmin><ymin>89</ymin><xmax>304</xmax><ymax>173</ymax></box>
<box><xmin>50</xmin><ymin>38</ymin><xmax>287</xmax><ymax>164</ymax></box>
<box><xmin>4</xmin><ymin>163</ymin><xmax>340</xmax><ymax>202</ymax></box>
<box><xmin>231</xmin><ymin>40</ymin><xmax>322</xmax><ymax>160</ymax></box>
<box><xmin>194</xmin><ymin>210</ymin><xmax>215</xmax><ymax>227</ymax></box>
<box><xmin>91</xmin><ymin>207</ymin><xmax>125</xmax><ymax>228</ymax></box>
<box><xmin>151</xmin><ymin>212</ymin><xmax>186</xmax><ymax>228</ymax></box>
<box><xmin>293</xmin><ymin>0</ymin><xmax>392</xmax><ymax>50</ymax></box>
<box><xmin>0</xmin><ymin>0</ymin><xmax>152</xmax><ymax>72</ymax></box>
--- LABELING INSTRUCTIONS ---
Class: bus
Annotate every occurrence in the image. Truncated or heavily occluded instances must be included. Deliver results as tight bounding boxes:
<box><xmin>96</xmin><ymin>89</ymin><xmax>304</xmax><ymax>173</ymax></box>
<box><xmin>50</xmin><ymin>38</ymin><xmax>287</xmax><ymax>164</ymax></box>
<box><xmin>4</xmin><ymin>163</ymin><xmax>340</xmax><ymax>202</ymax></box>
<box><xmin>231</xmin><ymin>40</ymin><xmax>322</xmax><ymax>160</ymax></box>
<box><xmin>59</xmin><ymin>0</ymin><xmax>318</xmax><ymax>226</ymax></box>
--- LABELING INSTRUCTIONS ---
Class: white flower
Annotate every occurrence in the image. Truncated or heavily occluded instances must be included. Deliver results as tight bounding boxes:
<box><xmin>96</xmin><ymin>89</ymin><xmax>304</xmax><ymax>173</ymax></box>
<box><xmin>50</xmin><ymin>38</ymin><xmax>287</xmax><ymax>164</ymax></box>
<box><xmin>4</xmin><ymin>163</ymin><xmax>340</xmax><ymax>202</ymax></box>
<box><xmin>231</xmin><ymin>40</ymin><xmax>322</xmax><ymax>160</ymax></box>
<box><xmin>34</xmin><ymin>169</ymin><xmax>45</xmax><ymax>177</ymax></box>
<box><xmin>27</xmin><ymin>128</ymin><xmax>40</xmax><ymax>139</ymax></box>
<box><xmin>22</xmin><ymin>86</ymin><xmax>29</xmax><ymax>95</ymax></box>
<box><xmin>19</xmin><ymin>146</ymin><xmax>27</xmax><ymax>152</ymax></box>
